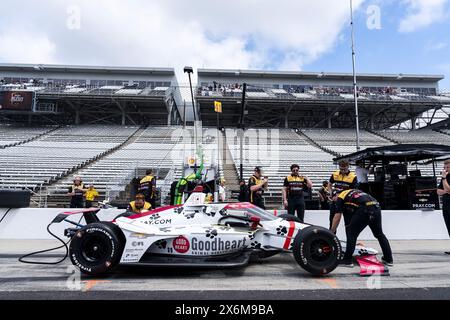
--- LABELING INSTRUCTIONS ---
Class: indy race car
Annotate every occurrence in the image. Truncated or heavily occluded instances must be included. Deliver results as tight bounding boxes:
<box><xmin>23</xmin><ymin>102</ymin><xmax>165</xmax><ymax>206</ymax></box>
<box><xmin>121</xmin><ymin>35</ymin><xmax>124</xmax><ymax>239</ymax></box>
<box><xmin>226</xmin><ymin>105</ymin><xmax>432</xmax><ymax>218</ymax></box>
<box><xmin>50</xmin><ymin>191</ymin><xmax>384</xmax><ymax>276</ymax></box>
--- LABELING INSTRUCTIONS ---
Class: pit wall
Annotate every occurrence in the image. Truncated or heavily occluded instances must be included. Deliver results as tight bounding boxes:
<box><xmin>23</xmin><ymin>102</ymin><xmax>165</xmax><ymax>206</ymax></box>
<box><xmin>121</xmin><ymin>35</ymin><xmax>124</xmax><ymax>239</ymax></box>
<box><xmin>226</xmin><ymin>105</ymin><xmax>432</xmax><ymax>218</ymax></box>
<box><xmin>0</xmin><ymin>208</ymin><xmax>448</xmax><ymax>240</ymax></box>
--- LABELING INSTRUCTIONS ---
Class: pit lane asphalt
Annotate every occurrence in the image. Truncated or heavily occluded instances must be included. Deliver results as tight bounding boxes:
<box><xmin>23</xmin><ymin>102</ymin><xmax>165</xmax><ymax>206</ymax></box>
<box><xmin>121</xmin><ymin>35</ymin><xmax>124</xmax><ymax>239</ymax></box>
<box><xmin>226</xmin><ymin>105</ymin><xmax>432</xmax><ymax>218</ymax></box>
<box><xmin>1</xmin><ymin>240</ymin><xmax>450</xmax><ymax>300</ymax></box>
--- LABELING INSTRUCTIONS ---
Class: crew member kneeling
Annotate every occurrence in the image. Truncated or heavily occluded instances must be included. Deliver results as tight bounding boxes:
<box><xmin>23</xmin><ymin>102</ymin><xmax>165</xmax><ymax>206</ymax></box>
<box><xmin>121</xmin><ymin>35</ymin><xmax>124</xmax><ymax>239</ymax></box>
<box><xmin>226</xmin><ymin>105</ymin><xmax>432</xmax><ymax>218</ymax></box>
<box><xmin>330</xmin><ymin>189</ymin><xmax>393</xmax><ymax>267</ymax></box>
<box><xmin>128</xmin><ymin>194</ymin><xmax>152</xmax><ymax>214</ymax></box>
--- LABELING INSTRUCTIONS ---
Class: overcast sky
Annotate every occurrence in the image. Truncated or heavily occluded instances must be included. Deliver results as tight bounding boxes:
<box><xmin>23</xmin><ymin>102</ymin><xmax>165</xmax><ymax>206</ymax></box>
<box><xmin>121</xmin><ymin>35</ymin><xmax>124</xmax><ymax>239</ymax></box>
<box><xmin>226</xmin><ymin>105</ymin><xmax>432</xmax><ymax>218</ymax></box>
<box><xmin>0</xmin><ymin>0</ymin><xmax>449</xmax><ymax>89</ymax></box>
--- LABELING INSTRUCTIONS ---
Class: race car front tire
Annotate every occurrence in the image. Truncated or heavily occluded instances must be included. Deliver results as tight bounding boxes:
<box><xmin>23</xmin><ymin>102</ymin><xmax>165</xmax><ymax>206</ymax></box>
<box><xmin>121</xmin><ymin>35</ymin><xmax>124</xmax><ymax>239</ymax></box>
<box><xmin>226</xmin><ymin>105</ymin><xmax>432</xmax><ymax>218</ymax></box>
<box><xmin>292</xmin><ymin>226</ymin><xmax>341</xmax><ymax>276</ymax></box>
<box><xmin>69</xmin><ymin>222</ymin><xmax>125</xmax><ymax>275</ymax></box>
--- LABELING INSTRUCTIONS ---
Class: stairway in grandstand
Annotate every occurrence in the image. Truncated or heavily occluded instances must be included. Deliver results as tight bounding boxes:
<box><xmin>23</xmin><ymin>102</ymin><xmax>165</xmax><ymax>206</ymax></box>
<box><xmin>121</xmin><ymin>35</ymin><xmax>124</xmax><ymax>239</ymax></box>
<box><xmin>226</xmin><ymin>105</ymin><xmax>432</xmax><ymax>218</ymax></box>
<box><xmin>38</xmin><ymin>126</ymin><xmax>191</xmax><ymax>207</ymax></box>
<box><xmin>221</xmin><ymin>130</ymin><xmax>240</xmax><ymax>196</ymax></box>
<box><xmin>36</xmin><ymin>126</ymin><xmax>145</xmax><ymax>207</ymax></box>
<box><xmin>1</xmin><ymin>125</ymin><xmax>140</xmax><ymax>205</ymax></box>
<box><xmin>294</xmin><ymin>130</ymin><xmax>339</xmax><ymax>157</ymax></box>
<box><xmin>38</xmin><ymin>126</ymin><xmax>229</xmax><ymax>208</ymax></box>
<box><xmin>366</xmin><ymin>129</ymin><xmax>398</xmax><ymax>144</ymax></box>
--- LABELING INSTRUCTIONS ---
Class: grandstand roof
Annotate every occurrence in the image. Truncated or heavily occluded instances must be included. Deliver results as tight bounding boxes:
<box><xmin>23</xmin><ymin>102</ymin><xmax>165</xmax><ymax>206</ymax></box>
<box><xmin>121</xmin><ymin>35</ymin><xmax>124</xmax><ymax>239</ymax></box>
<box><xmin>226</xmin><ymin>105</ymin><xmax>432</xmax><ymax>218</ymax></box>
<box><xmin>198</xmin><ymin>69</ymin><xmax>444</xmax><ymax>83</ymax></box>
<box><xmin>0</xmin><ymin>63</ymin><xmax>175</xmax><ymax>76</ymax></box>
<box><xmin>334</xmin><ymin>144</ymin><xmax>450</xmax><ymax>162</ymax></box>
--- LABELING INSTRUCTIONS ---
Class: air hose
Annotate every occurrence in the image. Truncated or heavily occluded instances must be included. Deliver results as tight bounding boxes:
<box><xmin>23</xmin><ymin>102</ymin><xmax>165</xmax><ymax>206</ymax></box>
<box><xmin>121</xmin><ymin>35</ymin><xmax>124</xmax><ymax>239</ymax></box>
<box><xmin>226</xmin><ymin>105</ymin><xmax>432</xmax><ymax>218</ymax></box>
<box><xmin>18</xmin><ymin>216</ymin><xmax>83</xmax><ymax>265</ymax></box>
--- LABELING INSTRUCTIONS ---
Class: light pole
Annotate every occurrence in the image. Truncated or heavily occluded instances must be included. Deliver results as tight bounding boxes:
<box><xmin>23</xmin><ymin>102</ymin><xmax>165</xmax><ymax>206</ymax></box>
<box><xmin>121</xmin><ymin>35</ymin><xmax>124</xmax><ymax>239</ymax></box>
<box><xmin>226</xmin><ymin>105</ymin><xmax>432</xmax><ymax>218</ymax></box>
<box><xmin>184</xmin><ymin>66</ymin><xmax>196</xmax><ymax>122</ymax></box>
<box><xmin>350</xmin><ymin>0</ymin><xmax>361</xmax><ymax>151</ymax></box>
<box><xmin>184</xmin><ymin>66</ymin><xmax>198</xmax><ymax>173</ymax></box>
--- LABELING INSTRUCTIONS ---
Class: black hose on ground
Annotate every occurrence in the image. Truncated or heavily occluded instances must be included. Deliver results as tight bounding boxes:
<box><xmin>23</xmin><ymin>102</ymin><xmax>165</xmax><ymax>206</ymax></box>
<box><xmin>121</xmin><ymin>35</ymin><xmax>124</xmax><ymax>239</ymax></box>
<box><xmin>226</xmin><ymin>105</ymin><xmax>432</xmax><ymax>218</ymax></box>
<box><xmin>18</xmin><ymin>215</ymin><xmax>83</xmax><ymax>265</ymax></box>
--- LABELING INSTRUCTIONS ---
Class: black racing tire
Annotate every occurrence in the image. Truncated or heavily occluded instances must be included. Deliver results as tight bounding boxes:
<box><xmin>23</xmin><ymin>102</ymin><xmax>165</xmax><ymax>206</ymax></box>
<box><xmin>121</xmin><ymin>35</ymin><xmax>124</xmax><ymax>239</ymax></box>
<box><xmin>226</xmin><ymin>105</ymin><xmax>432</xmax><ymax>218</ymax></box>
<box><xmin>292</xmin><ymin>226</ymin><xmax>341</xmax><ymax>276</ymax></box>
<box><xmin>69</xmin><ymin>222</ymin><xmax>125</xmax><ymax>275</ymax></box>
<box><xmin>278</xmin><ymin>213</ymin><xmax>303</xmax><ymax>223</ymax></box>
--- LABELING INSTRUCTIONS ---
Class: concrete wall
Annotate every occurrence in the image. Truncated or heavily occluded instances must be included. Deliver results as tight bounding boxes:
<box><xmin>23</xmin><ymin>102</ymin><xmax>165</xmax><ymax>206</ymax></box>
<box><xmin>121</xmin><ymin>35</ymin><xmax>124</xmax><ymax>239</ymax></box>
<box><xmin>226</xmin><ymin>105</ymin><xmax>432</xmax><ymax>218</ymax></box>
<box><xmin>0</xmin><ymin>207</ymin><xmax>448</xmax><ymax>241</ymax></box>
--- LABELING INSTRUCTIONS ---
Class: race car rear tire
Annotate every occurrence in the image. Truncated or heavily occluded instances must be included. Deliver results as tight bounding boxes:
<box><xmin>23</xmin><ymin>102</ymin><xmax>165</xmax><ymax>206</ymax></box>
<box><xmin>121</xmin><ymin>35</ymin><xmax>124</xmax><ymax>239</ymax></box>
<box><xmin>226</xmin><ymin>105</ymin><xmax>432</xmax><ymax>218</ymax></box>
<box><xmin>292</xmin><ymin>226</ymin><xmax>341</xmax><ymax>276</ymax></box>
<box><xmin>278</xmin><ymin>214</ymin><xmax>302</xmax><ymax>223</ymax></box>
<box><xmin>69</xmin><ymin>222</ymin><xmax>125</xmax><ymax>275</ymax></box>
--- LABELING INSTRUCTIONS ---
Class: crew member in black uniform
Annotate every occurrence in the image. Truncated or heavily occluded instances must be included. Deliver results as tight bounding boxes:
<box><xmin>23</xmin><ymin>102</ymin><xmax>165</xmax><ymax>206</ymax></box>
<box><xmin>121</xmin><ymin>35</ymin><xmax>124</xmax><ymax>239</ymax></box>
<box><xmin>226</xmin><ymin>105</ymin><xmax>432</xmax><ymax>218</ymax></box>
<box><xmin>248</xmin><ymin>167</ymin><xmax>268</xmax><ymax>209</ymax></box>
<box><xmin>139</xmin><ymin>169</ymin><xmax>157</xmax><ymax>209</ymax></box>
<box><xmin>238</xmin><ymin>179</ymin><xmax>249</xmax><ymax>202</ymax></box>
<box><xmin>282</xmin><ymin>164</ymin><xmax>313</xmax><ymax>222</ymax></box>
<box><xmin>328</xmin><ymin>160</ymin><xmax>358</xmax><ymax>228</ymax></box>
<box><xmin>67</xmin><ymin>176</ymin><xmax>86</xmax><ymax>208</ymax></box>
<box><xmin>330</xmin><ymin>189</ymin><xmax>393</xmax><ymax>267</ymax></box>
<box><xmin>437</xmin><ymin>160</ymin><xmax>450</xmax><ymax>255</ymax></box>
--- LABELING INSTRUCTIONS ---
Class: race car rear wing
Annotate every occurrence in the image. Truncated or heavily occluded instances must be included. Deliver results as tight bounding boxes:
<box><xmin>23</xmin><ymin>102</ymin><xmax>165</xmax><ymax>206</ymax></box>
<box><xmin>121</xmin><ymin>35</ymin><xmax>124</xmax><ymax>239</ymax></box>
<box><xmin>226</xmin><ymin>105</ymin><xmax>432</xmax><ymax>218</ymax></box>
<box><xmin>51</xmin><ymin>208</ymin><xmax>101</xmax><ymax>225</ymax></box>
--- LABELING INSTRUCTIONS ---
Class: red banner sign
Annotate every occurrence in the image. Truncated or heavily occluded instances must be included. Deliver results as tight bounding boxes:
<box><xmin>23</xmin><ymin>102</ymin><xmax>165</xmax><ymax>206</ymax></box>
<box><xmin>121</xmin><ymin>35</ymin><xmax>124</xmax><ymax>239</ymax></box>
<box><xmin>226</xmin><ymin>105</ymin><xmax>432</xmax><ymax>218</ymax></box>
<box><xmin>0</xmin><ymin>91</ymin><xmax>34</xmax><ymax>111</ymax></box>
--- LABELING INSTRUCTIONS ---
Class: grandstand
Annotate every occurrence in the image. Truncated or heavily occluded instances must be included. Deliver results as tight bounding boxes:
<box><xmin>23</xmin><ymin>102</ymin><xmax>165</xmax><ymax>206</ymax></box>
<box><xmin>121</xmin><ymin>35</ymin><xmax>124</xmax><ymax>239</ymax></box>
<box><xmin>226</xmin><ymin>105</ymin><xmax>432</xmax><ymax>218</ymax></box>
<box><xmin>300</xmin><ymin>128</ymin><xmax>394</xmax><ymax>155</ymax></box>
<box><xmin>376</xmin><ymin>129</ymin><xmax>450</xmax><ymax>145</ymax></box>
<box><xmin>0</xmin><ymin>125</ymin><xmax>139</xmax><ymax>204</ymax></box>
<box><xmin>0</xmin><ymin>63</ymin><xmax>182</xmax><ymax>126</ymax></box>
<box><xmin>1</xmin><ymin>64</ymin><xmax>450</xmax><ymax>209</ymax></box>
<box><xmin>0</xmin><ymin>124</ymin><xmax>57</xmax><ymax>148</ymax></box>
<box><xmin>14</xmin><ymin>125</ymin><xmax>222</xmax><ymax>207</ymax></box>
<box><xmin>196</xmin><ymin>69</ymin><xmax>449</xmax><ymax>129</ymax></box>
<box><xmin>42</xmin><ymin>126</ymin><xmax>185</xmax><ymax>207</ymax></box>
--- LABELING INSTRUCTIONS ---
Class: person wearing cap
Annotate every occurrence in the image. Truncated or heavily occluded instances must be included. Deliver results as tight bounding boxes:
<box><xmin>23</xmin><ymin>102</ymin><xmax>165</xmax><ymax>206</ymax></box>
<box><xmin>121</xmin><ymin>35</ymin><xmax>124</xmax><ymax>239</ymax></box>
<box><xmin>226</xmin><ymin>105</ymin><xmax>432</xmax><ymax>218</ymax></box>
<box><xmin>282</xmin><ymin>164</ymin><xmax>313</xmax><ymax>222</ymax></box>
<box><xmin>328</xmin><ymin>160</ymin><xmax>358</xmax><ymax>229</ymax></box>
<box><xmin>330</xmin><ymin>188</ymin><xmax>393</xmax><ymax>267</ymax></box>
<box><xmin>67</xmin><ymin>176</ymin><xmax>86</xmax><ymax>208</ymax></box>
<box><xmin>248</xmin><ymin>167</ymin><xmax>268</xmax><ymax>209</ymax></box>
<box><xmin>84</xmin><ymin>184</ymin><xmax>99</xmax><ymax>208</ymax></box>
<box><xmin>128</xmin><ymin>193</ymin><xmax>152</xmax><ymax>214</ymax></box>
<box><xmin>139</xmin><ymin>169</ymin><xmax>157</xmax><ymax>209</ymax></box>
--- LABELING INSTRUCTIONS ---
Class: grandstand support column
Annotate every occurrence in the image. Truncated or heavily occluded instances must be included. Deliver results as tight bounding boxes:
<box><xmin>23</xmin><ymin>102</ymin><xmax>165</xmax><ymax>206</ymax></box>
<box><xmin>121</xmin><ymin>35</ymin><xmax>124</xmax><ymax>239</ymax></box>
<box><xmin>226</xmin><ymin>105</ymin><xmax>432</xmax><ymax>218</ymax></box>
<box><xmin>65</xmin><ymin>100</ymin><xmax>80</xmax><ymax>125</ymax></box>
<box><xmin>183</xmin><ymin>100</ymin><xmax>186</xmax><ymax>128</ymax></box>
<box><xmin>328</xmin><ymin>108</ymin><xmax>332</xmax><ymax>129</ymax></box>
<box><xmin>411</xmin><ymin>116</ymin><xmax>417</xmax><ymax>130</ymax></box>
<box><xmin>285</xmin><ymin>105</ymin><xmax>294</xmax><ymax>128</ymax></box>
<box><xmin>75</xmin><ymin>110</ymin><xmax>80</xmax><ymax>125</ymax></box>
<box><xmin>314</xmin><ymin>104</ymin><xmax>343</xmax><ymax>128</ymax></box>
<box><xmin>166</xmin><ymin>98</ymin><xmax>174</xmax><ymax>126</ymax></box>
<box><xmin>112</xmin><ymin>99</ymin><xmax>136</xmax><ymax>126</ymax></box>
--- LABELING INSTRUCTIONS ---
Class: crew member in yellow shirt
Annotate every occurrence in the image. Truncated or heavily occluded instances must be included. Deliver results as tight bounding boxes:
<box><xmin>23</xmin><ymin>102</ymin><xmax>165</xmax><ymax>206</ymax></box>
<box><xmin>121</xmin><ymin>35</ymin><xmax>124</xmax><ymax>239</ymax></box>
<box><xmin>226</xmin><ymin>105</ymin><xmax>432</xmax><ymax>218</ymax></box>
<box><xmin>85</xmin><ymin>184</ymin><xmax>99</xmax><ymax>208</ymax></box>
